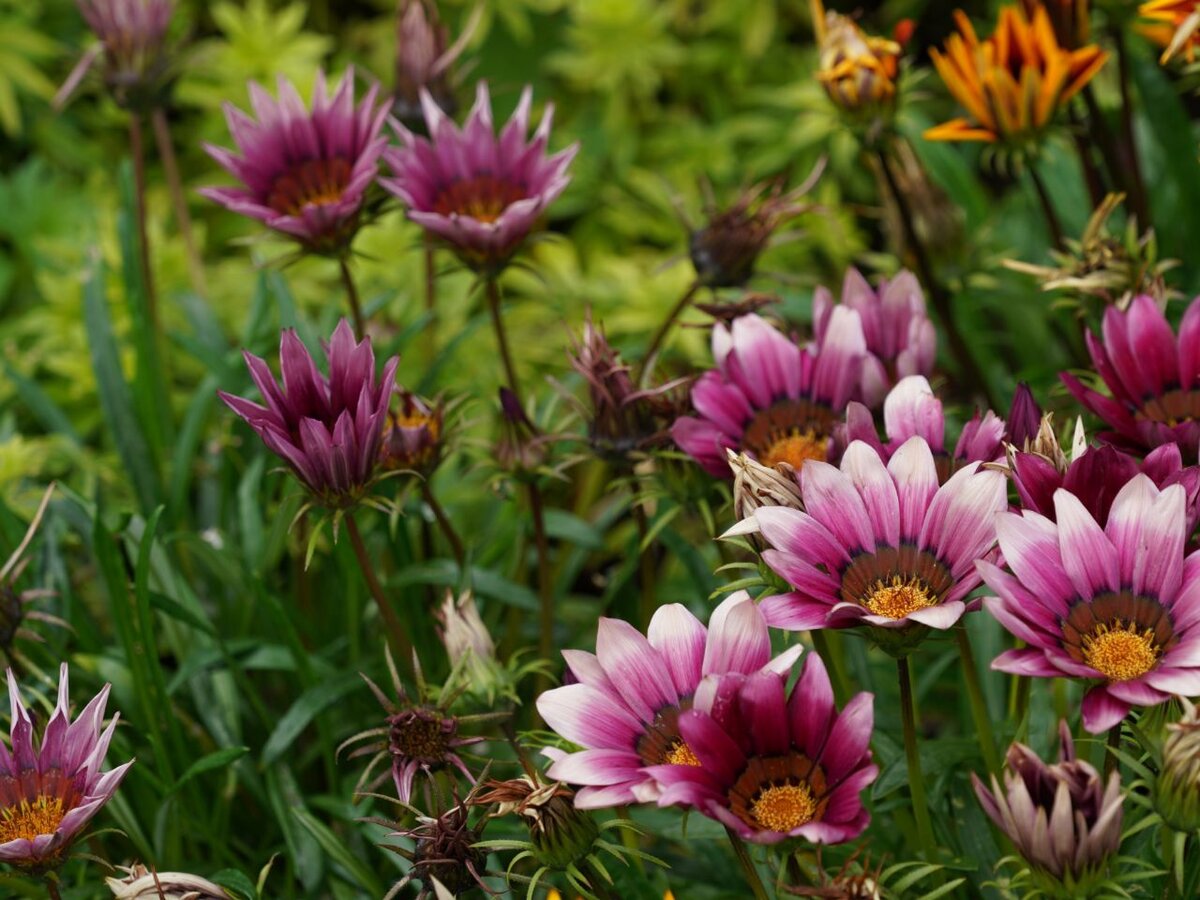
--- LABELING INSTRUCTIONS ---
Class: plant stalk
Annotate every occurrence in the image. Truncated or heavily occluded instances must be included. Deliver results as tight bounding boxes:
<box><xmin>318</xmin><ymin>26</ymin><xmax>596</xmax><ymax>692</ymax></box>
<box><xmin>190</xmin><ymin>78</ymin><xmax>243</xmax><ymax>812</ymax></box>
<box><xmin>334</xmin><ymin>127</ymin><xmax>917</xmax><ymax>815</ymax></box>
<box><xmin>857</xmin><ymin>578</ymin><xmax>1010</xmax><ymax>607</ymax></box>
<box><xmin>811</xmin><ymin>629</ymin><xmax>850</xmax><ymax>706</ymax></box>
<box><xmin>338</xmin><ymin>257</ymin><xmax>366</xmax><ymax>337</ymax></box>
<box><xmin>632</xmin><ymin>497</ymin><xmax>657</xmax><ymax>627</ymax></box>
<box><xmin>528</xmin><ymin>481</ymin><xmax>554</xmax><ymax>689</ymax></box>
<box><xmin>725</xmin><ymin>826</ymin><xmax>771</xmax><ymax>900</ymax></box>
<box><xmin>1111</xmin><ymin>28</ymin><xmax>1152</xmax><ymax>228</ymax></box>
<box><xmin>1028</xmin><ymin>162</ymin><xmax>1066</xmax><ymax>250</ymax></box>
<box><xmin>128</xmin><ymin>111</ymin><xmax>159</xmax><ymax>331</ymax></box>
<box><xmin>874</xmin><ymin>146</ymin><xmax>994</xmax><ymax>408</ymax></box>
<box><xmin>1105</xmin><ymin>722</ymin><xmax>1121</xmax><ymax>777</ymax></box>
<box><xmin>423</xmin><ymin>235</ymin><xmax>438</xmax><ymax>360</ymax></box>
<box><xmin>486</xmin><ymin>278</ymin><xmax>524</xmax><ymax>408</ymax></box>
<box><xmin>420</xmin><ymin>480</ymin><xmax>465</xmax><ymax>568</ymax></box>
<box><xmin>346</xmin><ymin>514</ymin><xmax>414</xmax><ymax>677</ymax></box>
<box><xmin>46</xmin><ymin>879</ymin><xmax>63</xmax><ymax>900</ymax></box>
<box><xmin>956</xmin><ymin>628</ymin><xmax>1001</xmax><ymax>774</ymax></box>
<box><xmin>637</xmin><ymin>279</ymin><xmax>699</xmax><ymax>387</ymax></box>
<box><xmin>898</xmin><ymin>656</ymin><xmax>937</xmax><ymax>861</ymax></box>
<box><xmin>150</xmin><ymin>106</ymin><xmax>207</xmax><ymax>296</ymax></box>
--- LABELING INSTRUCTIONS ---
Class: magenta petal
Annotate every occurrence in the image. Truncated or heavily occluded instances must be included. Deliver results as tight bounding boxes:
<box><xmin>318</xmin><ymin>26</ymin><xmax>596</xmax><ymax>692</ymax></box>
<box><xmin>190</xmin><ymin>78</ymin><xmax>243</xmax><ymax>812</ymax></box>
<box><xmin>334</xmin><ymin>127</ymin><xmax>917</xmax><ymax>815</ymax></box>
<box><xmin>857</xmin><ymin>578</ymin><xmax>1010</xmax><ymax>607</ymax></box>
<box><xmin>647</xmin><ymin>604</ymin><xmax>706</xmax><ymax>697</ymax></box>
<box><xmin>1080</xmin><ymin>687</ymin><xmax>1131</xmax><ymax>733</ymax></box>
<box><xmin>595</xmin><ymin>618</ymin><xmax>678</xmax><ymax>722</ymax></box>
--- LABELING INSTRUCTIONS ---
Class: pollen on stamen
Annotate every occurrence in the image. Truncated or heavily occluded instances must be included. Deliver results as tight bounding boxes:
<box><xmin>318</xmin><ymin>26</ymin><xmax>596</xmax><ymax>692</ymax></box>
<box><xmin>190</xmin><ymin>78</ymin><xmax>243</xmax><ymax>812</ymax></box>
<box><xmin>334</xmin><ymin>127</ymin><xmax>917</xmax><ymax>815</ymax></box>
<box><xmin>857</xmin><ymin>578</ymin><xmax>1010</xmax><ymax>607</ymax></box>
<box><xmin>0</xmin><ymin>795</ymin><xmax>66</xmax><ymax>844</ymax></box>
<box><xmin>1082</xmin><ymin>621</ymin><xmax>1161</xmax><ymax>682</ymax></box>
<box><xmin>862</xmin><ymin>574</ymin><xmax>936</xmax><ymax>619</ymax></box>
<box><xmin>662</xmin><ymin>741</ymin><xmax>702</xmax><ymax>767</ymax></box>
<box><xmin>760</xmin><ymin>428</ymin><xmax>827</xmax><ymax>470</ymax></box>
<box><xmin>750</xmin><ymin>782</ymin><xmax>818</xmax><ymax>832</ymax></box>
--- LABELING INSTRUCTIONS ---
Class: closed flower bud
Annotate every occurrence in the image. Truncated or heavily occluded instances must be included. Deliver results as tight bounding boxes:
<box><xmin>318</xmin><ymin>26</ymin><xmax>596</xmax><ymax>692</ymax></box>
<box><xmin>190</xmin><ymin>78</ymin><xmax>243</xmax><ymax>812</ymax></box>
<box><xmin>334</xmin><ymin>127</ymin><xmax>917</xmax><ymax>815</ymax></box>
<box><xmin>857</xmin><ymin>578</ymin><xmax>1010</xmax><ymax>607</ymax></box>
<box><xmin>1006</xmin><ymin>383</ymin><xmax>1042</xmax><ymax>451</ymax></box>
<box><xmin>106</xmin><ymin>865</ymin><xmax>230</xmax><ymax>899</ymax></box>
<box><xmin>728</xmin><ymin>449</ymin><xmax>803</xmax><ymax>523</ymax></box>
<box><xmin>380</xmin><ymin>389</ymin><xmax>444</xmax><ymax>475</ymax></box>
<box><xmin>813</xmin><ymin>1</ymin><xmax>902</xmax><ymax>120</ymax></box>
<box><xmin>1155</xmin><ymin>698</ymin><xmax>1200</xmax><ymax>832</ymax></box>
<box><xmin>393</xmin><ymin>0</ymin><xmax>476</xmax><ymax>128</ymax></box>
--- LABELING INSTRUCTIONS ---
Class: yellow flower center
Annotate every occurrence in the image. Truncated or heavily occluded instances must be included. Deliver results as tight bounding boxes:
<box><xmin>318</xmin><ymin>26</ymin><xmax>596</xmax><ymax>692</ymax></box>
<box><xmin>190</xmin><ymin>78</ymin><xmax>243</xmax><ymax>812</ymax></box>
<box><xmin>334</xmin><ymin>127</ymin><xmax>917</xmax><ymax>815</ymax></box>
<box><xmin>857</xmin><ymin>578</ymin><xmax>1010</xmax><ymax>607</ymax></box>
<box><xmin>760</xmin><ymin>429</ymin><xmax>827</xmax><ymax>470</ymax></box>
<box><xmin>267</xmin><ymin>157</ymin><xmax>353</xmax><ymax>216</ymax></box>
<box><xmin>0</xmin><ymin>795</ymin><xmax>66</xmax><ymax>844</ymax></box>
<box><xmin>1082</xmin><ymin>621</ymin><xmax>1161</xmax><ymax>682</ymax></box>
<box><xmin>862</xmin><ymin>575</ymin><xmax>936</xmax><ymax>619</ymax></box>
<box><xmin>751</xmin><ymin>782</ymin><xmax>818</xmax><ymax>832</ymax></box>
<box><xmin>662</xmin><ymin>741</ymin><xmax>702</xmax><ymax>767</ymax></box>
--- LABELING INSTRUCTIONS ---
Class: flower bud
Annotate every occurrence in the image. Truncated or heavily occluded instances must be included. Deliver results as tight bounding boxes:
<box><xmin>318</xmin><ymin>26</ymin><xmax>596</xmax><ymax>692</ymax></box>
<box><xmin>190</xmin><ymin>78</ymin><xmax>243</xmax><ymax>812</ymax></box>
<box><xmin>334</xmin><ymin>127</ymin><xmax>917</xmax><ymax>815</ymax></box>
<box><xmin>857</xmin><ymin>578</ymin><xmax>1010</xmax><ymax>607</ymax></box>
<box><xmin>106</xmin><ymin>865</ymin><xmax>230</xmax><ymax>899</ymax></box>
<box><xmin>380</xmin><ymin>389</ymin><xmax>444</xmax><ymax>475</ymax></box>
<box><xmin>728</xmin><ymin>450</ymin><xmax>803</xmax><ymax>522</ymax></box>
<box><xmin>393</xmin><ymin>0</ymin><xmax>471</xmax><ymax>128</ymax></box>
<box><xmin>1006</xmin><ymin>383</ymin><xmax>1042</xmax><ymax>450</ymax></box>
<box><xmin>1155</xmin><ymin>698</ymin><xmax>1200</xmax><ymax>832</ymax></box>
<box><xmin>813</xmin><ymin>2</ymin><xmax>902</xmax><ymax>120</ymax></box>
<box><xmin>474</xmin><ymin>777</ymin><xmax>599</xmax><ymax>871</ymax></box>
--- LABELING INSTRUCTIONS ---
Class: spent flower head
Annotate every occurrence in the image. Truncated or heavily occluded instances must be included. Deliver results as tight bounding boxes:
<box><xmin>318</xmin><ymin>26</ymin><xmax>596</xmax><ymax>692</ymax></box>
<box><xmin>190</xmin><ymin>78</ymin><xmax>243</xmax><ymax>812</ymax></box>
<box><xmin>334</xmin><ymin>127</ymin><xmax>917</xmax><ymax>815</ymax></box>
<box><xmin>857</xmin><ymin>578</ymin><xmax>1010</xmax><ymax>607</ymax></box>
<box><xmin>106</xmin><ymin>864</ymin><xmax>231</xmax><ymax>899</ymax></box>
<box><xmin>381</xmin><ymin>784</ymin><xmax>492</xmax><ymax>900</ymax></box>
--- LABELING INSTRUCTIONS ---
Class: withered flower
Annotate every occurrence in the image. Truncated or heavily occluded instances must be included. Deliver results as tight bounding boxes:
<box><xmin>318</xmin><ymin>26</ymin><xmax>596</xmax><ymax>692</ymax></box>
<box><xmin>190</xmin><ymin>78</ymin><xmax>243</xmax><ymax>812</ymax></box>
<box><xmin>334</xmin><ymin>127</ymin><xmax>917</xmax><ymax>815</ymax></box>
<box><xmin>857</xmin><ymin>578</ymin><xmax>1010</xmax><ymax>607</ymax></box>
<box><xmin>784</xmin><ymin>847</ymin><xmax>883</xmax><ymax>898</ymax></box>
<box><xmin>106</xmin><ymin>865</ymin><xmax>230</xmax><ymax>899</ymax></box>
<box><xmin>1005</xmin><ymin>193</ymin><xmax>1178</xmax><ymax>311</ymax></box>
<box><xmin>382</xmin><ymin>790</ymin><xmax>491</xmax><ymax>900</ymax></box>
<box><xmin>727</xmin><ymin>449</ymin><xmax>803</xmax><ymax>524</ymax></box>
<box><xmin>473</xmin><ymin>776</ymin><xmax>599</xmax><ymax>871</ymax></box>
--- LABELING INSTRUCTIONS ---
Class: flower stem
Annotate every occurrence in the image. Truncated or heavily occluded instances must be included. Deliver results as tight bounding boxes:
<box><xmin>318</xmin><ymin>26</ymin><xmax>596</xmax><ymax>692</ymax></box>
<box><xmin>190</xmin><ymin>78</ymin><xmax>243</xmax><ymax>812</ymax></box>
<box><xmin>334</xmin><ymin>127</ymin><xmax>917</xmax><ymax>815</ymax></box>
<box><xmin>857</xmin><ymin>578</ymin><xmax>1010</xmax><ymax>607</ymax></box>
<box><xmin>897</xmin><ymin>656</ymin><xmax>937</xmax><ymax>861</ymax></box>
<box><xmin>346</xmin><ymin>513</ymin><xmax>414</xmax><ymax>677</ymax></box>
<box><xmin>1105</xmin><ymin>722</ymin><xmax>1121</xmax><ymax>777</ymax></box>
<box><xmin>874</xmin><ymin>145</ymin><xmax>994</xmax><ymax>409</ymax></box>
<box><xmin>725</xmin><ymin>826</ymin><xmax>770</xmax><ymax>900</ymax></box>
<box><xmin>420</xmin><ymin>480</ymin><xmax>465</xmax><ymax>568</ymax></box>
<box><xmin>423</xmin><ymin>235</ymin><xmax>438</xmax><ymax>358</ymax></box>
<box><xmin>45</xmin><ymin>878</ymin><xmax>62</xmax><ymax>900</ymax></box>
<box><xmin>486</xmin><ymin>278</ymin><xmax>524</xmax><ymax>409</ymax></box>
<box><xmin>128</xmin><ymin>111</ymin><xmax>159</xmax><ymax>331</ymax></box>
<box><xmin>1111</xmin><ymin>27</ymin><xmax>1152</xmax><ymax>228</ymax></box>
<box><xmin>150</xmin><ymin>106</ymin><xmax>207</xmax><ymax>297</ymax></box>
<box><xmin>338</xmin><ymin>257</ymin><xmax>366</xmax><ymax>337</ymax></box>
<box><xmin>527</xmin><ymin>480</ymin><xmax>554</xmax><ymax>690</ymax></box>
<box><xmin>811</xmin><ymin>629</ymin><xmax>850</xmax><ymax>706</ymax></box>
<box><xmin>631</xmin><ymin>497</ymin><xmax>657</xmax><ymax>627</ymax></box>
<box><xmin>637</xmin><ymin>280</ymin><xmax>699</xmax><ymax>387</ymax></box>
<box><xmin>956</xmin><ymin>628</ymin><xmax>1001</xmax><ymax>774</ymax></box>
<box><xmin>1027</xmin><ymin>162</ymin><xmax>1065</xmax><ymax>250</ymax></box>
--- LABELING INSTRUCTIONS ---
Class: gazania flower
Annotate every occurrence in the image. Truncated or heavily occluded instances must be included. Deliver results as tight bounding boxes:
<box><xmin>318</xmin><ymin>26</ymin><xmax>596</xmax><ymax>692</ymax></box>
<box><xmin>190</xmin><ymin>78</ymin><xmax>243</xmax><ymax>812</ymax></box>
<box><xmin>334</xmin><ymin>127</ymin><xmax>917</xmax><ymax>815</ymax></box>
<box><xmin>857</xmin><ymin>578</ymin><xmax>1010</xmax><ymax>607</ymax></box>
<box><xmin>200</xmin><ymin>70</ymin><xmax>389</xmax><ymax>255</ymax></box>
<box><xmin>536</xmin><ymin>591</ymin><xmax>802</xmax><ymax>808</ymax></box>
<box><xmin>671</xmin><ymin>312</ymin><xmax>867</xmax><ymax>479</ymax></box>
<box><xmin>1139</xmin><ymin>0</ymin><xmax>1200</xmax><ymax>64</ymax></box>
<box><xmin>812</xmin><ymin>269</ymin><xmax>936</xmax><ymax>408</ymax></box>
<box><xmin>1021</xmin><ymin>0</ymin><xmax>1092</xmax><ymax>49</ymax></box>
<box><xmin>219</xmin><ymin>320</ymin><xmax>398</xmax><ymax>509</ymax></box>
<box><xmin>379</xmin><ymin>389</ymin><xmax>444</xmax><ymax>476</ymax></box>
<box><xmin>0</xmin><ymin>664</ymin><xmax>133</xmax><ymax>869</ymax></box>
<box><xmin>689</xmin><ymin>175</ymin><xmax>819</xmax><ymax>289</ymax></box>
<box><xmin>838</xmin><ymin>375</ymin><xmax>1007</xmax><ymax>483</ymax></box>
<box><xmin>979</xmin><ymin>476</ymin><xmax>1200</xmax><ymax>732</ymax></box>
<box><xmin>973</xmin><ymin>722</ymin><xmax>1122</xmax><ymax>893</ymax></box>
<box><xmin>382</xmin><ymin>81</ymin><xmax>578</xmax><ymax>275</ymax></box>
<box><xmin>925</xmin><ymin>8</ymin><xmax>1107</xmax><ymax>146</ymax></box>
<box><xmin>740</xmin><ymin>437</ymin><xmax>1007</xmax><ymax>652</ymax></box>
<box><xmin>812</xmin><ymin>0</ymin><xmax>903</xmax><ymax>118</ymax></box>
<box><xmin>646</xmin><ymin>655</ymin><xmax>877</xmax><ymax>845</ymax></box>
<box><xmin>56</xmin><ymin>0</ymin><xmax>174</xmax><ymax>110</ymax></box>
<box><xmin>1061</xmin><ymin>294</ymin><xmax>1200</xmax><ymax>456</ymax></box>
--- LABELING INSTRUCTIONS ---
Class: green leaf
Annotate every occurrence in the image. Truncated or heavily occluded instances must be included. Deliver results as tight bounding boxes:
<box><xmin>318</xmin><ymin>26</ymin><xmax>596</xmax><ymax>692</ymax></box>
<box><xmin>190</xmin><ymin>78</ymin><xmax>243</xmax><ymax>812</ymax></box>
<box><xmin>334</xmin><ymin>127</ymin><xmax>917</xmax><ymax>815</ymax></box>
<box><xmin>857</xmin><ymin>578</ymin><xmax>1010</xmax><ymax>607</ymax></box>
<box><xmin>170</xmin><ymin>746</ymin><xmax>250</xmax><ymax>794</ymax></box>
<box><xmin>291</xmin><ymin>808</ymin><xmax>385</xmax><ymax>897</ymax></box>
<box><xmin>210</xmin><ymin>869</ymin><xmax>260</xmax><ymax>900</ymax></box>
<box><xmin>261</xmin><ymin>671</ymin><xmax>364</xmax><ymax>766</ymax></box>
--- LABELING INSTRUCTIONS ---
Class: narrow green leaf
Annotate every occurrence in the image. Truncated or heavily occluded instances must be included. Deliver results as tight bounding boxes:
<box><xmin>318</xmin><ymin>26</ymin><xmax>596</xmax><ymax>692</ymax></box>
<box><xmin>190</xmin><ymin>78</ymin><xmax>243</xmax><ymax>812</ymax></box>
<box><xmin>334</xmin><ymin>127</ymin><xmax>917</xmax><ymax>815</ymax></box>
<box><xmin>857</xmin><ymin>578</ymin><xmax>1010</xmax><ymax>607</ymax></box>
<box><xmin>291</xmin><ymin>808</ymin><xmax>385</xmax><ymax>897</ymax></box>
<box><xmin>170</xmin><ymin>746</ymin><xmax>249</xmax><ymax>794</ymax></box>
<box><xmin>261</xmin><ymin>671</ymin><xmax>364</xmax><ymax>766</ymax></box>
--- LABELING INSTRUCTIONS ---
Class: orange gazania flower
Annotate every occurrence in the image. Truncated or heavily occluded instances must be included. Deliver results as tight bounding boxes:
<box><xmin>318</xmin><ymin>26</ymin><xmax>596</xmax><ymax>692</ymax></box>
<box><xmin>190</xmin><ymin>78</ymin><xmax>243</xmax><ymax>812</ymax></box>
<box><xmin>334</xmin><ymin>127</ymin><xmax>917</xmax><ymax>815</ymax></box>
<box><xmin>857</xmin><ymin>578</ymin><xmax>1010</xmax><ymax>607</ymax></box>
<box><xmin>925</xmin><ymin>7</ymin><xmax>1108</xmax><ymax>144</ymax></box>
<box><xmin>811</xmin><ymin>0</ymin><xmax>903</xmax><ymax>115</ymax></box>
<box><xmin>1139</xmin><ymin>0</ymin><xmax>1200</xmax><ymax>63</ymax></box>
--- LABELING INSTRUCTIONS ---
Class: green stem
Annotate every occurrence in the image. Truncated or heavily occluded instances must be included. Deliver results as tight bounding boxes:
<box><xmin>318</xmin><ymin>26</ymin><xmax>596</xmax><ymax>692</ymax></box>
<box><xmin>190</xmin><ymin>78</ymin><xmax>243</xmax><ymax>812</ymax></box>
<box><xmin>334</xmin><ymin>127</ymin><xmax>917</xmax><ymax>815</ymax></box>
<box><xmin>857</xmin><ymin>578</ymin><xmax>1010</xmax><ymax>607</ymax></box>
<box><xmin>528</xmin><ymin>481</ymin><xmax>554</xmax><ymax>691</ymax></box>
<box><xmin>421</xmin><ymin>481</ymin><xmax>465</xmax><ymax>569</ymax></box>
<box><xmin>338</xmin><ymin>257</ymin><xmax>366</xmax><ymax>337</ymax></box>
<box><xmin>632</xmin><ymin>497</ymin><xmax>657</xmax><ymax>627</ymax></box>
<box><xmin>423</xmin><ymin>236</ymin><xmax>438</xmax><ymax>360</ymax></box>
<box><xmin>898</xmin><ymin>656</ymin><xmax>937</xmax><ymax>861</ymax></box>
<box><xmin>874</xmin><ymin>145</ymin><xmax>994</xmax><ymax>409</ymax></box>
<box><xmin>346</xmin><ymin>513</ymin><xmax>414</xmax><ymax>677</ymax></box>
<box><xmin>956</xmin><ymin>628</ymin><xmax>1001</xmax><ymax>774</ymax></box>
<box><xmin>637</xmin><ymin>280</ymin><xmax>699</xmax><ymax>387</ymax></box>
<box><xmin>810</xmin><ymin>629</ymin><xmax>850</xmax><ymax>706</ymax></box>
<box><xmin>128</xmin><ymin>111</ymin><xmax>159</xmax><ymax>332</ymax></box>
<box><xmin>486</xmin><ymin>278</ymin><xmax>523</xmax><ymax>408</ymax></box>
<box><xmin>725</xmin><ymin>826</ymin><xmax>771</xmax><ymax>900</ymax></box>
<box><xmin>1105</xmin><ymin>722</ymin><xmax>1121</xmax><ymax>777</ymax></box>
<box><xmin>1028</xmin><ymin>162</ymin><xmax>1065</xmax><ymax>250</ymax></box>
<box><xmin>45</xmin><ymin>878</ymin><xmax>63</xmax><ymax>900</ymax></box>
<box><xmin>1111</xmin><ymin>27</ymin><xmax>1152</xmax><ymax>228</ymax></box>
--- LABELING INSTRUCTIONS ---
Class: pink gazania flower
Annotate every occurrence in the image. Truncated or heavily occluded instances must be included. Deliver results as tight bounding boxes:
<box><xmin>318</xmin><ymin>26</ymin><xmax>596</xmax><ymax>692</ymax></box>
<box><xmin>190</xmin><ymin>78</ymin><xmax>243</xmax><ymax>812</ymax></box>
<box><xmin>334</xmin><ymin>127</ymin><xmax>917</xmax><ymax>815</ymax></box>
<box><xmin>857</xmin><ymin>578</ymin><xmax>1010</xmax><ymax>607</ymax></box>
<box><xmin>200</xmin><ymin>70</ymin><xmax>389</xmax><ymax>255</ymax></box>
<box><xmin>671</xmin><ymin>312</ymin><xmax>868</xmax><ymax>478</ymax></box>
<box><xmin>219</xmin><ymin>319</ymin><xmax>398</xmax><ymax>508</ymax></box>
<box><xmin>645</xmin><ymin>654</ymin><xmax>877</xmax><ymax>845</ymax></box>
<box><xmin>1061</xmin><ymin>294</ymin><xmax>1200</xmax><ymax>456</ymax></box>
<box><xmin>1010</xmin><ymin>439</ymin><xmax>1200</xmax><ymax>532</ymax></box>
<box><xmin>979</xmin><ymin>475</ymin><xmax>1200</xmax><ymax>732</ymax></box>
<box><xmin>838</xmin><ymin>374</ymin><xmax>1007</xmax><ymax>483</ymax></box>
<box><xmin>812</xmin><ymin>268</ymin><xmax>936</xmax><ymax>408</ymax></box>
<box><xmin>536</xmin><ymin>591</ymin><xmax>802</xmax><ymax>809</ymax></box>
<box><xmin>382</xmin><ymin>81</ymin><xmax>578</xmax><ymax>275</ymax></box>
<box><xmin>0</xmin><ymin>665</ymin><xmax>132</xmax><ymax>868</ymax></box>
<box><xmin>737</xmin><ymin>437</ymin><xmax>1007</xmax><ymax>648</ymax></box>
<box><xmin>56</xmin><ymin>0</ymin><xmax>175</xmax><ymax>110</ymax></box>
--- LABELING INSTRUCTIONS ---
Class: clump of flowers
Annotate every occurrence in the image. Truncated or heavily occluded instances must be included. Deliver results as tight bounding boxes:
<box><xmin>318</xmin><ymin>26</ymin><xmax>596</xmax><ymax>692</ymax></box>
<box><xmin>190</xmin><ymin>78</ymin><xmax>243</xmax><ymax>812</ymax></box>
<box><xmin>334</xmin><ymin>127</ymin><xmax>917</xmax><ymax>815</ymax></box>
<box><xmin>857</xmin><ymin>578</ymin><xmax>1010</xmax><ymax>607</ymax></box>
<box><xmin>383</xmin><ymin>82</ymin><xmax>578</xmax><ymax>275</ymax></box>
<box><xmin>219</xmin><ymin>319</ymin><xmax>398</xmax><ymax>511</ymax></box>
<box><xmin>0</xmin><ymin>664</ymin><xmax>133</xmax><ymax>872</ymax></box>
<box><xmin>1061</xmin><ymin>294</ymin><xmax>1200</xmax><ymax>456</ymax></box>
<box><xmin>647</xmin><ymin>655</ymin><xmax>877</xmax><ymax>845</ymax></box>
<box><xmin>973</xmin><ymin>722</ymin><xmax>1123</xmax><ymax>896</ymax></box>
<box><xmin>57</xmin><ymin>0</ymin><xmax>175</xmax><ymax>110</ymax></box>
<box><xmin>736</xmin><ymin>436</ymin><xmax>1006</xmax><ymax>655</ymax></box>
<box><xmin>925</xmin><ymin>7</ymin><xmax>1108</xmax><ymax>152</ymax></box>
<box><xmin>1155</xmin><ymin>698</ymin><xmax>1200</xmax><ymax>832</ymax></box>
<box><xmin>671</xmin><ymin>312</ymin><xmax>867</xmax><ymax>478</ymax></box>
<box><xmin>537</xmin><ymin>591</ymin><xmax>801</xmax><ymax>807</ymax></box>
<box><xmin>1006</xmin><ymin>193</ymin><xmax>1178</xmax><ymax>311</ymax></box>
<box><xmin>980</xmin><ymin>476</ymin><xmax>1200</xmax><ymax>732</ymax></box>
<box><xmin>201</xmin><ymin>70</ymin><xmax>389</xmax><ymax>255</ymax></box>
<box><xmin>812</xmin><ymin>269</ymin><xmax>936</xmax><ymax>408</ymax></box>
<box><xmin>812</xmin><ymin>0</ymin><xmax>903</xmax><ymax>122</ymax></box>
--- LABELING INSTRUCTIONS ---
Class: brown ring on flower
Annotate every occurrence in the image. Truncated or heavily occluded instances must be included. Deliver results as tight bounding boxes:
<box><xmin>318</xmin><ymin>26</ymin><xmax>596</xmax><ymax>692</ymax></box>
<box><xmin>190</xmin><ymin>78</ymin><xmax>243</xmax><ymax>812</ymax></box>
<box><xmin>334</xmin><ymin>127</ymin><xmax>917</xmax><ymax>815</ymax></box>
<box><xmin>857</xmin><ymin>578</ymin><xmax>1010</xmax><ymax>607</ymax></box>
<box><xmin>728</xmin><ymin>753</ymin><xmax>830</xmax><ymax>832</ymax></box>
<box><xmin>1061</xmin><ymin>593</ymin><xmax>1177</xmax><ymax>681</ymax></box>
<box><xmin>1135</xmin><ymin>388</ymin><xmax>1200</xmax><ymax>428</ymax></box>
<box><xmin>636</xmin><ymin>703</ymin><xmax>701</xmax><ymax>767</ymax></box>
<box><xmin>267</xmin><ymin>158</ymin><xmax>354</xmax><ymax>216</ymax></box>
<box><xmin>433</xmin><ymin>175</ymin><xmax>528</xmax><ymax>223</ymax></box>
<box><xmin>839</xmin><ymin>544</ymin><xmax>954</xmax><ymax>620</ymax></box>
<box><xmin>743</xmin><ymin>400</ymin><xmax>836</xmax><ymax>471</ymax></box>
